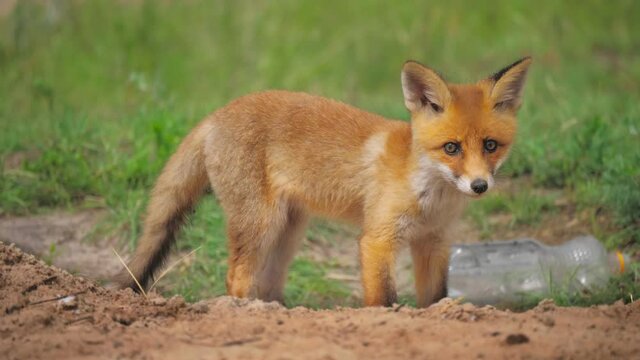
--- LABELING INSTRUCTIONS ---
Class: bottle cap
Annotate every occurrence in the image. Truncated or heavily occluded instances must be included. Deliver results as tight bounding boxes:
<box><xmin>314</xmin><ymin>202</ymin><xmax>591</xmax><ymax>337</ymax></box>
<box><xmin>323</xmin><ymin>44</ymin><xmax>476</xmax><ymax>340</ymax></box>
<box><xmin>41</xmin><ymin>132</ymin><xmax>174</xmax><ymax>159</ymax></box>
<box><xmin>616</xmin><ymin>251</ymin><xmax>625</xmax><ymax>274</ymax></box>
<box><xmin>609</xmin><ymin>251</ymin><xmax>630</xmax><ymax>274</ymax></box>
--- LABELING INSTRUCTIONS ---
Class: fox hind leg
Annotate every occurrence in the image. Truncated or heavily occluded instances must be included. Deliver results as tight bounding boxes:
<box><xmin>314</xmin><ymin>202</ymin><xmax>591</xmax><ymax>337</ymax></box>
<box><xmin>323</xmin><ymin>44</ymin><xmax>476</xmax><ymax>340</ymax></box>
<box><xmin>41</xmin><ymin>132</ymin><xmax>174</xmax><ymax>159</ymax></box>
<box><xmin>203</xmin><ymin>122</ymin><xmax>306</xmax><ymax>303</ymax></box>
<box><xmin>255</xmin><ymin>206</ymin><xmax>308</xmax><ymax>303</ymax></box>
<box><xmin>224</xmin><ymin>201</ymin><xmax>306</xmax><ymax>303</ymax></box>
<box><xmin>224</xmin><ymin>204</ymin><xmax>285</xmax><ymax>299</ymax></box>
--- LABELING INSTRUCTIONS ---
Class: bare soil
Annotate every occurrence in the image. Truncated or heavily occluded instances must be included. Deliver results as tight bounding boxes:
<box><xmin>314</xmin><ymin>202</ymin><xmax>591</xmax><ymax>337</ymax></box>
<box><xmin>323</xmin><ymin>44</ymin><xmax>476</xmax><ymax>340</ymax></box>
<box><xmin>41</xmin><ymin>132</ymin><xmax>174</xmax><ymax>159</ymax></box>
<box><xmin>2</xmin><ymin>242</ymin><xmax>639</xmax><ymax>359</ymax></box>
<box><xmin>0</xmin><ymin>210</ymin><xmax>121</xmax><ymax>281</ymax></box>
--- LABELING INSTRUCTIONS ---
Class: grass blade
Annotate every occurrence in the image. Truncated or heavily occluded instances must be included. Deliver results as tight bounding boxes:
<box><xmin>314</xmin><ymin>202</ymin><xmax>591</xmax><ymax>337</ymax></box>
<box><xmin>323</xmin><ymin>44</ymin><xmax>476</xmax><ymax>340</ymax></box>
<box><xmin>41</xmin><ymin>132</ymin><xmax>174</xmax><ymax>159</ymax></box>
<box><xmin>149</xmin><ymin>246</ymin><xmax>202</xmax><ymax>292</ymax></box>
<box><xmin>111</xmin><ymin>247</ymin><xmax>147</xmax><ymax>298</ymax></box>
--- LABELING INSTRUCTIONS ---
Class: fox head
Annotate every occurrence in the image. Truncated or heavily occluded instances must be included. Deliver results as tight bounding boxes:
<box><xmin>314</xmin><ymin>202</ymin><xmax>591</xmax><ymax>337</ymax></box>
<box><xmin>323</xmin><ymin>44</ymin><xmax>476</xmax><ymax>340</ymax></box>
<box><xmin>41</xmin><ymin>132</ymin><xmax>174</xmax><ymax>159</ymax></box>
<box><xmin>401</xmin><ymin>57</ymin><xmax>532</xmax><ymax>197</ymax></box>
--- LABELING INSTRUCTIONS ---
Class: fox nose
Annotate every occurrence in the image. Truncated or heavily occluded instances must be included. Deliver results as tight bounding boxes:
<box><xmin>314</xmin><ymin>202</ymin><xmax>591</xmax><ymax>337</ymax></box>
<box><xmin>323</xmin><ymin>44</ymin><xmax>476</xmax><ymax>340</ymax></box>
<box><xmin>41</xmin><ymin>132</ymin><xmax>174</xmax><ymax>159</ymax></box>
<box><xmin>470</xmin><ymin>179</ymin><xmax>488</xmax><ymax>194</ymax></box>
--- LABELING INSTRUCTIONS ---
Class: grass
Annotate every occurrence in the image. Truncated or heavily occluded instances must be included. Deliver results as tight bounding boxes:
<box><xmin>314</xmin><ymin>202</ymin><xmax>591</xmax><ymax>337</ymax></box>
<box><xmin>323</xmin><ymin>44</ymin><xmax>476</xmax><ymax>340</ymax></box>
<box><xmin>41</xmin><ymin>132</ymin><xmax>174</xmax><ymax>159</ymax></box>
<box><xmin>466</xmin><ymin>190</ymin><xmax>558</xmax><ymax>238</ymax></box>
<box><xmin>512</xmin><ymin>263</ymin><xmax>640</xmax><ymax>311</ymax></box>
<box><xmin>0</xmin><ymin>0</ymin><xmax>638</xmax><ymax>308</ymax></box>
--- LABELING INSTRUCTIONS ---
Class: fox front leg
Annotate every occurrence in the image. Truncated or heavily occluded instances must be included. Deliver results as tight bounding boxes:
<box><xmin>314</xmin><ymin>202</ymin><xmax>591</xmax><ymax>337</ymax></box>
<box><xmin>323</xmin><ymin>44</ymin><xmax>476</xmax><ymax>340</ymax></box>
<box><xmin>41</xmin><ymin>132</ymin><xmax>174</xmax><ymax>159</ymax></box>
<box><xmin>359</xmin><ymin>233</ymin><xmax>397</xmax><ymax>307</ymax></box>
<box><xmin>410</xmin><ymin>236</ymin><xmax>449</xmax><ymax>307</ymax></box>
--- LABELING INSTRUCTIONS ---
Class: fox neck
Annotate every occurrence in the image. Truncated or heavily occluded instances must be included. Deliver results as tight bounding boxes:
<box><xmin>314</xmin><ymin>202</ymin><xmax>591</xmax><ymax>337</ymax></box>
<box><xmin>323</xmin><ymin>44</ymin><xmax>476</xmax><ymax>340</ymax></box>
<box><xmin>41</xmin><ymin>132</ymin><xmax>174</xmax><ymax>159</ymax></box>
<box><xmin>407</xmin><ymin>145</ymin><xmax>468</xmax><ymax>222</ymax></box>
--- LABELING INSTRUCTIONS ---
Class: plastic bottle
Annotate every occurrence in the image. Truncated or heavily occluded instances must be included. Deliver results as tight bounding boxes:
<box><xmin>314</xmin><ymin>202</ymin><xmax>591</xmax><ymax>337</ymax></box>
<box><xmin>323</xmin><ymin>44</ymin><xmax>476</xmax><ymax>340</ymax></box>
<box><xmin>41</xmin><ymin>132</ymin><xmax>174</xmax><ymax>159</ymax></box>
<box><xmin>447</xmin><ymin>235</ymin><xmax>629</xmax><ymax>306</ymax></box>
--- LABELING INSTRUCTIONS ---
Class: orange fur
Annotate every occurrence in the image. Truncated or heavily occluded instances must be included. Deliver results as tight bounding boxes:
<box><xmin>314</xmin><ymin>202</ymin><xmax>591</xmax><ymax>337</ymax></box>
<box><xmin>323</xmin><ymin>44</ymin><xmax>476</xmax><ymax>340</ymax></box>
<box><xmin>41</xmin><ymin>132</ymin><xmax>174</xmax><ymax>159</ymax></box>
<box><xmin>116</xmin><ymin>58</ymin><xmax>532</xmax><ymax>307</ymax></box>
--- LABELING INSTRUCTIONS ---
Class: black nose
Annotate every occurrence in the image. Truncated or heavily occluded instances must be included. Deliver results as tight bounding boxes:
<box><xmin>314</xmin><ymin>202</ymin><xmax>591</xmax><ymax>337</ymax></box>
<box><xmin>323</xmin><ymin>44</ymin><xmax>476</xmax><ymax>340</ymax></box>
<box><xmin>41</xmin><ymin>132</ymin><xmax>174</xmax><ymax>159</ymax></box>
<box><xmin>470</xmin><ymin>179</ymin><xmax>488</xmax><ymax>194</ymax></box>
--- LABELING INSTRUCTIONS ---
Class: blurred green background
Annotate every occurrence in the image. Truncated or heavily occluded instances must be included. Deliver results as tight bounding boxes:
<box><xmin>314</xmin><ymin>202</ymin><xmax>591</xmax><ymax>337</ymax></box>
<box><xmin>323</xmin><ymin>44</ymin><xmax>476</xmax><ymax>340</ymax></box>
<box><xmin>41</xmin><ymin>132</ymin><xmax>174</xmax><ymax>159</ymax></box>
<box><xmin>0</xmin><ymin>0</ymin><xmax>638</xmax><ymax>308</ymax></box>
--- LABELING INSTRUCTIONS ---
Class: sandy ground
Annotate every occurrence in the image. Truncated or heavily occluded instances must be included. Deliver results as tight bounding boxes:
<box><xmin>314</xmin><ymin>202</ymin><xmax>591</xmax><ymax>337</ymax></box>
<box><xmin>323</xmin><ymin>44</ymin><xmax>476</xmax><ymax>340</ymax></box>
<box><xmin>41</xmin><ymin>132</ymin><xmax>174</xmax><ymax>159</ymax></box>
<box><xmin>0</xmin><ymin>210</ymin><xmax>122</xmax><ymax>281</ymax></box>
<box><xmin>2</xmin><ymin>242</ymin><xmax>640</xmax><ymax>360</ymax></box>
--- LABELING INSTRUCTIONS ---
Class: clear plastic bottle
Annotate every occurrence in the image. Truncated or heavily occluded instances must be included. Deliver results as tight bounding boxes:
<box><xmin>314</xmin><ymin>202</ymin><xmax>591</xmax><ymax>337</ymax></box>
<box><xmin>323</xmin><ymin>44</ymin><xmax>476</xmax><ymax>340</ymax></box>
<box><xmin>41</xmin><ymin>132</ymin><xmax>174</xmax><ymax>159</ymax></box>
<box><xmin>447</xmin><ymin>235</ymin><xmax>629</xmax><ymax>306</ymax></box>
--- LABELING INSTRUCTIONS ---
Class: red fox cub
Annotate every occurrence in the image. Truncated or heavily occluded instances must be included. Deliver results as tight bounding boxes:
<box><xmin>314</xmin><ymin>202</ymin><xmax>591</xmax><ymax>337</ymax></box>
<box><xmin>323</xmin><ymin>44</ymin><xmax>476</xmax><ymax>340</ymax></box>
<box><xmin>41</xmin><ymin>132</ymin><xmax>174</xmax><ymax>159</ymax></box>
<box><xmin>116</xmin><ymin>57</ymin><xmax>532</xmax><ymax>307</ymax></box>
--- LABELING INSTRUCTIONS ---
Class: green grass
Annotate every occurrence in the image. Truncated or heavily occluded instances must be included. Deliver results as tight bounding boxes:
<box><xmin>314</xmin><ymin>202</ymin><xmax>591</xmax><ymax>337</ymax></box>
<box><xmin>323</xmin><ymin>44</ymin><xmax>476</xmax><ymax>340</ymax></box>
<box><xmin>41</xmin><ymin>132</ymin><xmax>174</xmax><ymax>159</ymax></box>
<box><xmin>466</xmin><ymin>190</ymin><xmax>558</xmax><ymax>238</ymax></box>
<box><xmin>0</xmin><ymin>0</ymin><xmax>638</xmax><ymax>308</ymax></box>
<box><xmin>512</xmin><ymin>263</ymin><xmax>640</xmax><ymax>311</ymax></box>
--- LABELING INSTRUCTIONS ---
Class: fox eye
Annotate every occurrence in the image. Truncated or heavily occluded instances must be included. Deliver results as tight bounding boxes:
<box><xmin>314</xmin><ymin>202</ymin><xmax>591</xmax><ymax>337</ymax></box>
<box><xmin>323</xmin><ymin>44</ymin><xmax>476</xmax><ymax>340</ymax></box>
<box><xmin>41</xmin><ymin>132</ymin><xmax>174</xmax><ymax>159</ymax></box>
<box><xmin>484</xmin><ymin>139</ymin><xmax>498</xmax><ymax>153</ymax></box>
<box><xmin>443</xmin><ymin>142</ymin><xmax>460</xmax><ymax>155</ymax></box>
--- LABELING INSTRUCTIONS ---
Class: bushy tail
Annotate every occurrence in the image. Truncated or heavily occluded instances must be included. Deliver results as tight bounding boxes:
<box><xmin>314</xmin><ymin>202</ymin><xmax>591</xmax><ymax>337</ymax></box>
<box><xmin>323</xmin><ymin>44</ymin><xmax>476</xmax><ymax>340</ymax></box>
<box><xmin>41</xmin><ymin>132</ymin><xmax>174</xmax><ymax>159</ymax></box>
<box><xmin>115</xmin><ymin>122</ymin><xmax>210</xmax><ymax>292</ymax></box>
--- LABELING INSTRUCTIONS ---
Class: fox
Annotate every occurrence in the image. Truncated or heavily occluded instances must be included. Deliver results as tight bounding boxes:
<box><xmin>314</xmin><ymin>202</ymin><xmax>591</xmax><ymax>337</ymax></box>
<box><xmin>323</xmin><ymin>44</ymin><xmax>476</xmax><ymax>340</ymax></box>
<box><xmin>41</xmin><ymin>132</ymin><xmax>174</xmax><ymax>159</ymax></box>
<box><xmin>115</xmin><ymin>57</ymin><xmax>532</xmax><ymax>307</ymax></box>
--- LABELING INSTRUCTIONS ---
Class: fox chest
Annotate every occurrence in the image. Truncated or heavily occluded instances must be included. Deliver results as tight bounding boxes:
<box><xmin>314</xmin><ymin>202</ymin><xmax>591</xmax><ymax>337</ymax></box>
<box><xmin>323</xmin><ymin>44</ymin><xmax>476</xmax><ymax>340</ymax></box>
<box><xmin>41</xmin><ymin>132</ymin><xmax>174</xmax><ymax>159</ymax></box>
<box><xmin>395</xmin><ymin>192</ymin><xmax>467</xmax><ymax>243</ymax></box>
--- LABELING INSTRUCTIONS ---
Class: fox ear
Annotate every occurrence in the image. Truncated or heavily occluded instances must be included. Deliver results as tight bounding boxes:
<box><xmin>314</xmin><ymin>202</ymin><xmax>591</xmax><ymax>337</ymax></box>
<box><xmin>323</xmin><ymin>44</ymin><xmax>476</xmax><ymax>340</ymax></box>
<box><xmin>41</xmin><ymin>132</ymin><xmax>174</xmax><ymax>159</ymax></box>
<box><xmin>401</xmin><ymin>61</ymin><xmax>451</xmax><ymax>114</ymax></box>
<box><xmin>488</xmin><ymin>57</ymin><xmax>532</xmax><ymax>112</ymax></box>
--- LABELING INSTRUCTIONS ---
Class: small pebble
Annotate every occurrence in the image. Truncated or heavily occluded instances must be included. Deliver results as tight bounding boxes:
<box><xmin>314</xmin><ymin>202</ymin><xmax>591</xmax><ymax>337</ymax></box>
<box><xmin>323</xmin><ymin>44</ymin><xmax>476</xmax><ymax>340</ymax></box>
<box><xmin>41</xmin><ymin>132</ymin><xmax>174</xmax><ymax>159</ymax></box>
<box><xmin>57</xmin><ymin>296</ymin><xmax>78</xmax><ymax>310</ymax></box>
<box><xmin>505</xmin><ymin>333</ymin><xmax>529</xmax><ymax>345</ymax></box>
<box><xmin>151</xmin><ymin>297</ymin><xmax>167</xmax><ymax>306</ymax></box>
<box><xmin>167</xmin><ymin>295</ymin><xmax>186</xmax><ymax>309</ymax></box>
<box><xmin>190</xmin><ymin>301</ymin><xmax>209</xmax><ymax>314</ymax></box>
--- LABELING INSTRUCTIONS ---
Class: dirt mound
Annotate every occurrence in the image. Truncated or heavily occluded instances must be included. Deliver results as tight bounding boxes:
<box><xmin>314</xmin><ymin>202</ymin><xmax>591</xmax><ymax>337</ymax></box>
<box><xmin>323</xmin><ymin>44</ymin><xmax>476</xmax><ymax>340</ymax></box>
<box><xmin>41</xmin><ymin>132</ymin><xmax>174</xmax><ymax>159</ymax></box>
<box><xmin>1</xmin><ymin>242</ymin><xmax>639</xmax><ymax>359</ymax></box>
